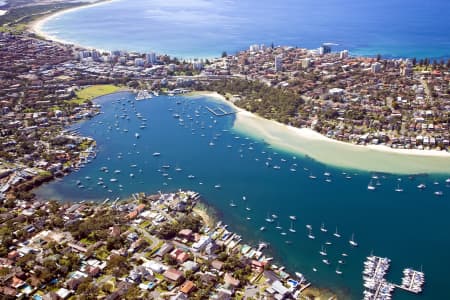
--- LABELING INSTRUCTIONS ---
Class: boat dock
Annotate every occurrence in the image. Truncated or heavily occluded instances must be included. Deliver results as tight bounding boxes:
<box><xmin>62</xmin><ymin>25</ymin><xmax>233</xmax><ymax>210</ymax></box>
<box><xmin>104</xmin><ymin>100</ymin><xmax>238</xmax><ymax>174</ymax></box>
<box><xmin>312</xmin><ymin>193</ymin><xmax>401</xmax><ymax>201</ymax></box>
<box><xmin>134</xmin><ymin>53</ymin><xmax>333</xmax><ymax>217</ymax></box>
<box><xmin>299</xmin><ymin>282</ymin><xmax>311</xmax><ymax>292</ymax></box>
<box><xmin>393</xmin><ymin>268</ymin><xmax>425</xmax><ymax>294</ymax></box>
<box><xmin>362</xmin><ymin>255</ymin><xmax>425</xmax><ymax>299</ymax></box>
<box><xmin>363</xmin><ymin>255</ymin><xmax>393</xmax><ymax>300</ymax></box>
<box><xmin>205</xmin><ymin>106</ymin><xmax>237</xmax><ymax>116</ymax></box>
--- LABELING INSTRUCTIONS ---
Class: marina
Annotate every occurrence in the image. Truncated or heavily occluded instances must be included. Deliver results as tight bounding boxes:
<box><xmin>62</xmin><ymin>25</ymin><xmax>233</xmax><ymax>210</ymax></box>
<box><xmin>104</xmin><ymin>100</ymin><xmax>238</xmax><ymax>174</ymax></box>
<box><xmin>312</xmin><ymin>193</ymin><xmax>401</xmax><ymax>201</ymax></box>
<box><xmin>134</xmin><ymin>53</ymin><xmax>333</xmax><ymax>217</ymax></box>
<box><xmin>363</xmin><ymin>255</ymin><xmax>425</xmax><ymax>299</ymax></box>
<box><xmin>205</xmin><ymin>105</ymin><xmax>237</xmax><ymax>117</ymax></box>
<box><xmin>35</xmin><ymin>92</ymin><xmax>450</xmax><ymax>300</ymax></box>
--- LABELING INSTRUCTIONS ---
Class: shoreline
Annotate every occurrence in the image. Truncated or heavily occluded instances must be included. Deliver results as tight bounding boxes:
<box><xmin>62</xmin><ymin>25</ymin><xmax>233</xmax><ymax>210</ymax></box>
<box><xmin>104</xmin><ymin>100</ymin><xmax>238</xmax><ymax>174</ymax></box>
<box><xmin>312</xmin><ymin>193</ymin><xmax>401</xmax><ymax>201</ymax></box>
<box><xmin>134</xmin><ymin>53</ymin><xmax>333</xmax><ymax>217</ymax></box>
<box><xmin>27</xmin><ymin>0</ymin><xmax>117</xmax><ymax>49</ymax></box>
<box><xmin>188</xmin><ymin>91</ymin><xmax>450</xmax><ymax>174</ymax></box>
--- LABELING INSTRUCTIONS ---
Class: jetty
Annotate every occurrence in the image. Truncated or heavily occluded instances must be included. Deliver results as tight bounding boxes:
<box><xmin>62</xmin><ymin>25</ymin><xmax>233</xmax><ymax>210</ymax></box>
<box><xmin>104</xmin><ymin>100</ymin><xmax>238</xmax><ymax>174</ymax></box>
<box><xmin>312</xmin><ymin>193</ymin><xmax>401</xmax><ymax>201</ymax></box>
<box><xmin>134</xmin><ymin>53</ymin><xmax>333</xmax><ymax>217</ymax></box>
<box><xmin>362</xmin><ymin>255</ymin><xmax>425</xmax><ymax>299</ymax></box>
<box><xmin>393</xmin><ymin>268</ymin><xmax>425</xmax><ymax>294</ymax></box>
<box><xmin>205</xmin><ymin>105</ymin><xmax>237</xmax><ymax>117</ymax></box>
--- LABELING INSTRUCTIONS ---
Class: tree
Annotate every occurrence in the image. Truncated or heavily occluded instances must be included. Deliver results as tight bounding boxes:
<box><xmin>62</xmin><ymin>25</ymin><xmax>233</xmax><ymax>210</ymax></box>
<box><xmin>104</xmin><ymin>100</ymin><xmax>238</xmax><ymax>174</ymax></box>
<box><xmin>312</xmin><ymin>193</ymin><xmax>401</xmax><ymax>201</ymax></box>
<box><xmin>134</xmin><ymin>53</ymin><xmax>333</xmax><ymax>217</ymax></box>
<box><xmin>163</xmin><ymin>253</ymin><xmax>177</xmax><ymax>266</ymax></box>
<box><xmin>101</xmin><ymin>282</ymin><xmax>114</xmax><ymax>293</ymax></box>
<box><xmin>124</xmin><ymin>286</ymin><xmax>141</xmax><ymax>300</ymax></box>
<box><xmin>221</xmin><ymin>51</ymin><xmax>227</xmax><ymax>58</ymax></box>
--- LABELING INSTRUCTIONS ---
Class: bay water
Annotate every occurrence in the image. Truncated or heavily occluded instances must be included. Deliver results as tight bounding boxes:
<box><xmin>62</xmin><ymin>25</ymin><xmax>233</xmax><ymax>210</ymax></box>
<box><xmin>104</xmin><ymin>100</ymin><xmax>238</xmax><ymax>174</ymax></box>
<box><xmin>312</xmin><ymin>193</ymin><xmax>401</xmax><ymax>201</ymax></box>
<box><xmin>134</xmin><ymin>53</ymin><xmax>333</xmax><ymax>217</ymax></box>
<box><xmin>36</xmin><ymin>93</ymin><xmax>450</xmax><ymax>299</ymax></box>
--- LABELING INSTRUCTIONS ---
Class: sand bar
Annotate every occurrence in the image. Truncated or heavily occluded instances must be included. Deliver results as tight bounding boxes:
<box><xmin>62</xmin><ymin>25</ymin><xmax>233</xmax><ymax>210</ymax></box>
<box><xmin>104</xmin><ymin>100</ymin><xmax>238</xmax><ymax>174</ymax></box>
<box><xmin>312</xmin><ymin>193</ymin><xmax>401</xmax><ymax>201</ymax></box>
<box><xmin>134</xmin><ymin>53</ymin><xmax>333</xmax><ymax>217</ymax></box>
<box><xmin>190</xmin><ymin>92</ymin><xmax>450</xmax><ymax>175</ymax></box>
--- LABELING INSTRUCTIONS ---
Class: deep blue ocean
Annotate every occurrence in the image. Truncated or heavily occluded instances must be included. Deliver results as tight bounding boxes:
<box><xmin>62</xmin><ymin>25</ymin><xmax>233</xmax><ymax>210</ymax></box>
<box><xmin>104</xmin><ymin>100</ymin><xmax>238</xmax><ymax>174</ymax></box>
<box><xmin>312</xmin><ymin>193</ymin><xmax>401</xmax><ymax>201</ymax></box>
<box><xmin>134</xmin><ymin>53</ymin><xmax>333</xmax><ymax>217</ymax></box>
<box><xmin>36</xmin><ymin>93</ymin><xmax>450</xmax><ymax>299</ymax></box>
<box><xmin>41</xmin><ymin>0</ymin><xmax>450</xmax><ymax>59</ymax></box>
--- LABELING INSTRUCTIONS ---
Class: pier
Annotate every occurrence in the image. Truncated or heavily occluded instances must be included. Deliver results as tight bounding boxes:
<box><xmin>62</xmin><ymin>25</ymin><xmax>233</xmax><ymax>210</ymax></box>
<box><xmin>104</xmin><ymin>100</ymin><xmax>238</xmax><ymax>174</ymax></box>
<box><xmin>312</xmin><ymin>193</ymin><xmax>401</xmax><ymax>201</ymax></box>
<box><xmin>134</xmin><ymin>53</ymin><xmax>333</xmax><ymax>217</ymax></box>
<box><xmin>205</xmin><ymin>105</ymin><xmax>237</xmax><ymax>117</ymax></box>
<box><xmin>363</xmin><ymin>255</ymin><xmax>425</xmax><ymax>299</ymax></box>
<box><xmin>393</xmin><ymin>268</ymin><xmax>425</xmax><ymax>294</ymax></box>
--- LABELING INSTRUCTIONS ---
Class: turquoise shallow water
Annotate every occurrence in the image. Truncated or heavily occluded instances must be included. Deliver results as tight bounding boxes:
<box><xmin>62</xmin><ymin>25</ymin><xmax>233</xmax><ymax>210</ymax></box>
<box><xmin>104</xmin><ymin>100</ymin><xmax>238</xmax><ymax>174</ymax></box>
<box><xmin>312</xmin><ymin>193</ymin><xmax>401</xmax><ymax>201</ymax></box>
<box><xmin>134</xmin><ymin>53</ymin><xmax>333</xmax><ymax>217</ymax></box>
<box><xmin>36</xmin><ymin>93</ymin><xmax>450</xmax><ymax>299</ymax></box>
<box><xmin>40</xmin><ymin>0</ymin><xmax>450</xmax><ymax>59</ymax></box>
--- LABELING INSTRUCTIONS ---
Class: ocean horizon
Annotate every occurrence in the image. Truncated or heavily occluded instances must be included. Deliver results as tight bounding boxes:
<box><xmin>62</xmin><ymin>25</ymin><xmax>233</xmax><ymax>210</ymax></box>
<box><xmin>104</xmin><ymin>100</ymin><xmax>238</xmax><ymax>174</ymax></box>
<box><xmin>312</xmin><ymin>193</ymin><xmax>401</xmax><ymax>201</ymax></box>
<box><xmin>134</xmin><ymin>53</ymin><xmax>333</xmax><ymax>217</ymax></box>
<box><xmin>39</xmin><ymin>0</ymin><xmax>450</xmax><ymax>60</ymax></box>
<box><xmin>33</xmin><ymin>1</ymin><xmax>450</xmax><ymax>298</ymax></box>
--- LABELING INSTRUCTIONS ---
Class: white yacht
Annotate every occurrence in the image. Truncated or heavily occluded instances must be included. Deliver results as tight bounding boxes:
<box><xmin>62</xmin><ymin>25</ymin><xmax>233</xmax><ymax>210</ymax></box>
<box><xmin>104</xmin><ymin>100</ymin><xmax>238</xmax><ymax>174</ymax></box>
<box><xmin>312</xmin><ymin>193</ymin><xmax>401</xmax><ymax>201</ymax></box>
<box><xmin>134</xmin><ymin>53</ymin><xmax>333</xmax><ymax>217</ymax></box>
<box><xmin>349</xmin><ymin>233</ymin><xmax>358</xmax><ymax>247</ymax></box>
<box><xmin>289</xmin><ymin>221</ymin><xmax>296</xmax><ymax>233</ymax></box>
<box><xmin>333</xmin><ymin>227</ymin><xmax>341</xmax><ymax>238</ymax></box>
<box><xmin>417</xmin><ymin>183</ymin><xmax>426</xmax><ymax>189</ymax></box>
<box><xmin>395</xmin><ymin>183</ymin><xmax>404</xmax><ymax>192</ymax></box>
<box><xmin>320</xmin><ymin>222</ymin><xmax>327</xmax><ymax>232</ymax></box>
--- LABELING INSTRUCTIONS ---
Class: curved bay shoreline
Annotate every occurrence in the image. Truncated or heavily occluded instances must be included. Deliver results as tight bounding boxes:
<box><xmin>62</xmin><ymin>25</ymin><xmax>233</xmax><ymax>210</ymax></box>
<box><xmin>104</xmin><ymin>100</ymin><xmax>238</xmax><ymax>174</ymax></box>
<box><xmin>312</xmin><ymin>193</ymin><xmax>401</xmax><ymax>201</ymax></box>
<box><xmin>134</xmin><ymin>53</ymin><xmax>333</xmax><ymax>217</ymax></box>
<box><xmin>24</xmin><ymin>0</ymin><xmax>450</xmax><ymax>175</ymax></box>
<box><xmin>189</xmin><ymin>91</ymin><xmax>450</xmax><ymax>175</ymax></box>
<box><xmin>28</xmin><ymin>0</ymin><xmax>116</xmax><ymax>47</ymax></box>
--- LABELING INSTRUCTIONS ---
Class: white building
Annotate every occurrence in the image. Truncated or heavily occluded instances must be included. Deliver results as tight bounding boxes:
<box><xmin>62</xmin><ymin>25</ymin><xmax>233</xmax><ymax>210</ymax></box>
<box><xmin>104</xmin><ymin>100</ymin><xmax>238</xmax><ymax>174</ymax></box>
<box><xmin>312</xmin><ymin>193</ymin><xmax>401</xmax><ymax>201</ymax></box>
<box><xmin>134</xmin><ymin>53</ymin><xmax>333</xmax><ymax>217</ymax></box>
<box><xmin>249</xmin><ymin>44</ymin><xmax>260</xmax><ymax>52</ymax></box>
<box><xmin>301</xmin><ymin>58</ymin><xmax>311</xmax><ymax>69</ymax></box>
<box><xmin>274</xmin><ymin>55</ymin><xmax>283</xmax><ymax>72</ymax></box>
<box><xmin>339</xmin><ymin>50</ymin><xmax>349</xmax><ymax>59</ymax></box>
<box><xmin>371</xmin><ymin>62</ymin><xmax>382</xmax><ymax>73</ymax></box>
<box><xmin>319</xmin><ymin>44</ymin><xmax>331</xmax><ymax>55</ymax></box>
<box><xmin>135</xmin><ymin>58</ymin><xmax>145</xmax><ymax>67</ymax></box>
<box><xmin>192</xmin><ymin>60</ymin><xmax>204</xmax><ymax>71</ymax></box>
<box><xmin>192</xmin><ymin>236</ymin><xmax>211</xmax><ymax>252</ymax></box>
<box><xmin>146</xmin><ymin>52</ymin><xmax>157</xmax><ymax>64</ymax></box>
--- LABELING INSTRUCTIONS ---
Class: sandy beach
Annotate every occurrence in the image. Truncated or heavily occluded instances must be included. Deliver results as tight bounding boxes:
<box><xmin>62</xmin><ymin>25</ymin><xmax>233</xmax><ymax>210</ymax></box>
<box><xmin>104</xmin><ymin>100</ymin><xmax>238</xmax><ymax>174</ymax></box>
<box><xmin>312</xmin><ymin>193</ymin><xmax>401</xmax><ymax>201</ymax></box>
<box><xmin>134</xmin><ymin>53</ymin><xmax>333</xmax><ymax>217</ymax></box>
<box><xmin>28</xmin><ymin>0</ymin><xmax>117</xmax><ymax>48</ymax></box>
<box><xmin>189</xmin><ymin>91</ymin><xmax>450</xmax><ymax>174</ymax></box>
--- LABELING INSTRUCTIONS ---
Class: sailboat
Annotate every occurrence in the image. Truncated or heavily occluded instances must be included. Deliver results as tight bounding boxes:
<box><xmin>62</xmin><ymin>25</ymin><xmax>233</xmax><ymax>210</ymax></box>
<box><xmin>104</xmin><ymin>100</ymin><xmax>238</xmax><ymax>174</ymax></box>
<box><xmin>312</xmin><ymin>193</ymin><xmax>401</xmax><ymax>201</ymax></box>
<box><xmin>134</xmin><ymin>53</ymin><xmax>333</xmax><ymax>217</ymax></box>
<box><xmin>289</xmin><ymin>221</ymin><xmax>296</xmax><ymax>233</ymax></box>
<box><xmin>320</xmin><ymin>222</ymin><xmax>327</xmax><ymax>233</ymax></box>
<box><xmin>336</xmin><ymin>266</ymin><xmax>343</xmax><ymax>275</ymax></box>
<box><xmin>395</xmin><ymin>182</ymin><xmax>404</xmax><ymax>192</ymax></box>
<box><xmin>349</xmin><ymin>233</ymin><xmax>358</xmax><ymax>247</ymax></box>
<box><xmin>319</xmin><ymin>245</ymin><xmax>327</xmax><ymax>256</ymax></box>
<box><xmin>265</xmin><ymin>213</ymin><xmax>274</xmax><ymax>223</ymax></box>
<box><xmin>367</xmin><ymin>179</ymin><xmax>376</xmax><ymax>190</ymax></box>
<box><xmin>417</xmin><ymin>183</ymin><xmax>426</xmax><ymax>190</ymax></box>
<box><xmin>229</xmin><ymin>200</ymin><xmax>237</xmax><ymax>207</ymax></box>
<box><xmin>333</xmin><ymin>227</ymin><xmax>341</xmax><ymax>238</ymax></box>
<box><xmin>308</xmin><ymin>228</ymin><xmax>315</xmax><ymax>239</ymax></box>
<box><xmin>275</xmin><ymin>222</ymin><xmax>282</xmax><ymax>230</ymax></box>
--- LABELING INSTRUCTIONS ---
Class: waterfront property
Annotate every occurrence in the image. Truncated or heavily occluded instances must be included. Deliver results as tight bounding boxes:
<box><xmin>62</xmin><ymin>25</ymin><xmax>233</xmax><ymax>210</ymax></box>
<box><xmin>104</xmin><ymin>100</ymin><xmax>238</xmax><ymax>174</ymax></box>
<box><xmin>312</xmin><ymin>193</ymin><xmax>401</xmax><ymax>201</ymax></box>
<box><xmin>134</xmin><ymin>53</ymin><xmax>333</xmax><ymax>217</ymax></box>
<box><xmin>32</xmin><ymin>92</ymin><xmax>450</xmax><ymax>300</ymax></box>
